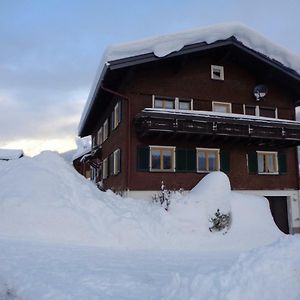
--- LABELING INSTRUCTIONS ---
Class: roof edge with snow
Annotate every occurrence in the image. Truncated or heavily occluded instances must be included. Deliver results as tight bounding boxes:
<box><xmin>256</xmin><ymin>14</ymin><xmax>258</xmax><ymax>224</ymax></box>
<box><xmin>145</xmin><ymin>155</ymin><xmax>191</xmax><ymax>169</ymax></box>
<box><xmin>78</xmin><ymin>23</ymin><xmax>300</xmax><ymax>136</ymax></box>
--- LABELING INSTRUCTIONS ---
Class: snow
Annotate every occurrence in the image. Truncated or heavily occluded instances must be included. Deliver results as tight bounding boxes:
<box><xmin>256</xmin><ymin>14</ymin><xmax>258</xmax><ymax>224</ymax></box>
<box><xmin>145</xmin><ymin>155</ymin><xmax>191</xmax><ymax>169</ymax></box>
<box><xmin>0</xmin><ymin>149</ymin><xmax>23</xmax><ymax>160</ymax></box>
<box><xmin>0</xmin><ymin>151</ymin><xmax>298</xmax><ymax>299</ymax></box>
<box><xmin>72</xmin><ymin>137</ymin><xmax>91</xmax><ymax>161</ymax></box>
<box><xmin>79</xmin><ymin>23</ymin><xmax>300</xmax><ymax>133</ymax></box>
<box><xmin>163</xmin><ymin>236</ymin><xmax>300</xmax><ymax>300</ymax></box>
<box><xmin>0</xmin><ymin>152</ymin><xmax>281</xmax><ymax>250</ymax></box>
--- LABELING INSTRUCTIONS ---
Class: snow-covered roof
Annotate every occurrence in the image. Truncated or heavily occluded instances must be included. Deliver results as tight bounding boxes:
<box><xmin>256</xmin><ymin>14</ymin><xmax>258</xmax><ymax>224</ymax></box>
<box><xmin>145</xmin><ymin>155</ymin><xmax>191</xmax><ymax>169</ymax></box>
<box><xmin>0</xmin><ymin>149</ymin><xmax>24</xmax><ymax>160</ymax></box>
<box><xmin>79</xmin><ymin>23</ymin><xmax>300</xmax><ymax>135</ymax></box>
<box><xmin>72</xmin><ymin>147</ymin><xmax>91</xmax><ymax>161</ymax></box>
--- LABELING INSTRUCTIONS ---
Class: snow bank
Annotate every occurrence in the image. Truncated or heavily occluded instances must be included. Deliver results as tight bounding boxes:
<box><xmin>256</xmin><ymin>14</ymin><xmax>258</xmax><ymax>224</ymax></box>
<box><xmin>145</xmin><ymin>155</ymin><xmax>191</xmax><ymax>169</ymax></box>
<box><xmin>163</xmin><ymin>235</ymin><xmax>300</xmax><ymax>300</ymax></box>
<box><xmin>0</xmin><ymin>152</ymin><xmax>281</xmax><ymax>250</ymax></box>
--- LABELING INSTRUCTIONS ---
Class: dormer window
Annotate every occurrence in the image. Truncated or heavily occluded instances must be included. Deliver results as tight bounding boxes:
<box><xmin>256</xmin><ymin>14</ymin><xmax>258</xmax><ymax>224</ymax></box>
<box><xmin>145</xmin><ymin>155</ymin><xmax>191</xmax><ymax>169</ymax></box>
<box><xmin>211</xmin><ymin>65</ymin><xmax>224</xmax><ymax>80</ymax></box>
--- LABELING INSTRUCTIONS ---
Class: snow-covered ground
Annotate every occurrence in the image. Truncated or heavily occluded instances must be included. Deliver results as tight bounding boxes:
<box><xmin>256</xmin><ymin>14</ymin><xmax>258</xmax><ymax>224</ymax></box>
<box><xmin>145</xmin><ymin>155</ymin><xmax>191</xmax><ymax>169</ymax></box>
<box><xmin>0</xmin><ymin>152</ymin><xmax>299</xmax><ymax>299</ymax></box>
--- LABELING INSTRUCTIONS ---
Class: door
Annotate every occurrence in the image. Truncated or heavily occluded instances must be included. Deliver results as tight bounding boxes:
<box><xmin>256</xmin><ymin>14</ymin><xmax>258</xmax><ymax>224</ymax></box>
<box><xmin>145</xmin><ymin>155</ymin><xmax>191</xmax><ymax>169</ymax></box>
<box><xmin>265</xmin><ymin>196</ymin><xmax>289</xmax><ymax>234</ymax></box>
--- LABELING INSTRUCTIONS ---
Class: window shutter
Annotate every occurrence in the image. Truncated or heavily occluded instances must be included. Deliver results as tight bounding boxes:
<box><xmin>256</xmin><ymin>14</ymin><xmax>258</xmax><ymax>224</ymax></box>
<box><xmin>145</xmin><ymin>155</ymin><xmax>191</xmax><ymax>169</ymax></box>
<box><xmin>186</xmin><ymin>149</ymin><xmax>196</xmax><ymax>171</ymax></box>
<box><xmin>137</xmin><ymin>146</ymin><xmax>149</xmax><ymax>171</ymax></box>
<box><xmin>176</xmin><ymin>148</ymin><xmax>187</xmax><ymax>171</ymax></box>
<box><xmin>278</xmin><ymin>152</ymin><xmax>287</xmax><ymax>175</ymax></box>
<box><xmin>220</xmin><ymin>150</ymin><xmax>230</xmax><ymax>173</ymax></box>
<box><xmin>248</xmin><ymin>151</ymin><xmax>258</xmax><ymax>174</ymax></box>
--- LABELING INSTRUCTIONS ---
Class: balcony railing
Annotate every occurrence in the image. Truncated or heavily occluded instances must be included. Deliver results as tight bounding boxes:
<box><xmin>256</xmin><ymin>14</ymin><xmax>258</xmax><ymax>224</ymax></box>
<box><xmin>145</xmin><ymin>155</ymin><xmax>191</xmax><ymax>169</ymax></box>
<box><xmin>135</xmin><ymin>109</ymin><xmax>300</xmax><ymax>147</ymax></box>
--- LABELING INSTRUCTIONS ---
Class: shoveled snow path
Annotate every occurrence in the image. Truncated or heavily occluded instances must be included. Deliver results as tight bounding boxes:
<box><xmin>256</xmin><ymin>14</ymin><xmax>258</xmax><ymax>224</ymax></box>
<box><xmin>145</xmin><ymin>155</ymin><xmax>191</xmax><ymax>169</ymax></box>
<box><xmin>0</xmin><ymin>238</ymin><xmax>237</xmax><ymax>300</ymax></box>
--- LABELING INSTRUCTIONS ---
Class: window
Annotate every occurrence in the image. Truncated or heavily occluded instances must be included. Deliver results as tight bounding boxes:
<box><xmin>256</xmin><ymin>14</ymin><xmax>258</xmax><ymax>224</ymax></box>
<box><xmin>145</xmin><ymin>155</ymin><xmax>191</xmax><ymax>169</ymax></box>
<box><xmin>257</xmin><ymin>151</ymin><xmax>278</xmax><ymax>174</ymax></box>
<box><xmin>152</xmin><ymin>95</ymin><xmax>193</xmax><ymax>110</ymax></box>
<box><xmin>114</xmin><ymin>149</ymin><xmax>121</xmax><ymax>175</ymax></box>
<box><xmin>153</xmin><ymin>97</ymin><xmax>175</xmax><ymax>109</ymax></box>
<box><xmin>243</xmin><ymin>105</ymin><xmax>257</xmax><ymax>116</ymax></box>
<box><xmin>102</xmin><ymin>158</ymin><xmax>108</xmax><ymax>179</ymax></box>
<box><xmin>97</xmin><ymin>127</ymin><xmax>103</xmax><ymax>145</ymax></box>
<box><xmin>103</xmin><ymin>119</ymin><xmax>108</xmax><ymax>141</ymax></box>
<box><xmin>179</xmin><ymin>99</ymin><xmax>192</xmax><ymax>110</ymax></box>
<box><xmin>109</xmin><ymin>153</ymin><xmax>114</xmax><ymax>177</ymax></box>
<box><xmin>196</xmin><ymin>148</ymin><xmax>220</xmax><ymax>172</ymax></box>
<box><xmin>150</xmin><ymin>146</ymin><xmax>175</xmax><ymax>172</ymax></box>
<box><xmin>211</xmin><ymin>65</ymin><xmax>224</xmax><ymax>80</ymax></box>
<box><xmin>92</xmin><ymin>135</ymin><xmax>96</xmax><ymax>148</ymax></box>
<box><xmin>91</xmin><ymin>167</ymin><xmax>97</xmax><ymax>182</ymax></box>
<box><xmin>114</xmin><ymin>102</ymin><xmax>121</xmax><ymax>128</ymax></box>
<box><xmin>212</xmin><ymin>101</ymin><xmax>232</xmax><ymax>113</ymax></box>
<box><xmin>259</xmin><ymin>107</ymin><xmax>277</xmax><ymax>118</ymax></box>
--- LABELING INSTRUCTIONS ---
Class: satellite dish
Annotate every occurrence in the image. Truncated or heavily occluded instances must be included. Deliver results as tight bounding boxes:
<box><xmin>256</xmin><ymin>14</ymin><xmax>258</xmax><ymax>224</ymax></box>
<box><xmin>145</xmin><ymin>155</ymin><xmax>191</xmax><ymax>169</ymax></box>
<box><xmin>253</xmin><ymin>84</ymin><xmax>268</xmax><ymax>101</ymax></box>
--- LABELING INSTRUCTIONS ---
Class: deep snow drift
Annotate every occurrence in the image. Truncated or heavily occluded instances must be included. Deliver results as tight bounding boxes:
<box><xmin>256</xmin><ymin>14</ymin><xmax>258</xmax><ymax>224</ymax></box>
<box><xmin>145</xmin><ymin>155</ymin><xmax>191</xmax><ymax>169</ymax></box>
<box><xmin>0</xmin><ymin>151</ymin><xmax>281</xmax><ymax>250</ymax></box>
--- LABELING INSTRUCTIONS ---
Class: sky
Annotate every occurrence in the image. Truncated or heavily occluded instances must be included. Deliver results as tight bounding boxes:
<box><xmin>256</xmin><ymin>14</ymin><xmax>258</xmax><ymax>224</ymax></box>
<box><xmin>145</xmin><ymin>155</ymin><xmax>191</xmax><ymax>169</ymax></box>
<box><xmin>1</xmin><ymin>0</ymin><xmax>300</xmax><ymax>156</ymax></box>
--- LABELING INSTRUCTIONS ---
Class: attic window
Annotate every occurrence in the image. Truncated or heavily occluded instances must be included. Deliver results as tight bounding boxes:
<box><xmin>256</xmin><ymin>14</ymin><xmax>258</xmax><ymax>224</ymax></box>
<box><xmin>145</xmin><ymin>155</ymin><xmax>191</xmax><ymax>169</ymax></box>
<box><xmin>211</xmin><ymin>65</ymin><xmax>224</xmax><ymax>80</ymax></box>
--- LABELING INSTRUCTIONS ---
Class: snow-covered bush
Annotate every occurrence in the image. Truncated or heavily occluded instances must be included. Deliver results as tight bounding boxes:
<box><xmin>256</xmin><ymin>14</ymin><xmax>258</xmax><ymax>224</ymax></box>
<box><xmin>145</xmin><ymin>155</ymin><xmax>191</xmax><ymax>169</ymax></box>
<box><xmin>152</xmin><ymin>181</ymin><xmax>172</xmax><ymax>211</ymax></box>
<box><xmin>209</xmin><ymin>209</ymin><xmax>231</xmax><ymax>233</ymax></box>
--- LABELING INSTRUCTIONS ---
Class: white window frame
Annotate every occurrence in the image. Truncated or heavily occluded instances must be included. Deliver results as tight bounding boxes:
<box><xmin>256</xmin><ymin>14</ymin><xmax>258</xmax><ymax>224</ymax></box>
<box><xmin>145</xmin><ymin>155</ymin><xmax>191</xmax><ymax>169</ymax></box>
<box><xmin>196</xmin><ymin>148</ymin><xmax>220</xmax><ymax>173</ymax></box>
<box><xmin>211</xmin><ymin>65</ymin><xmax>224</xmax><ymax>80</ymax></box>
<box><xmin>114</xmin><ymin>101</ymin><xmax>121</xmax><ymax>129</ymax></box>
<box><xmin>149</xmin><ymin>145</ymin><xmax>176</xmax><ymax>172</ymax></box>
<box><xmin>113</xmin><ymin>149</ymin><xmax>121</xmax><ymax>175</ymax></box>
<box><xmin>177</xmin><ymin>98</ymin><xmax>193</xmax><ymax>110</ymax></box>
<box><xmin>102</xmin><ymin>158</ymin><xmax>108</xmax><ymax>179</ymax></box>
<box><xmin>152</xmin><ymin>95</ymin><xmax>193</xmax><ymax>111</ymax></box>
<box><xmin>103</xmin><ymin>119</ymin><xmax>108</xmax><ymax>142</ymax></box>
<box><xmin>212</xmin><ymin>101</ymin><xmax>232</xmax><ymax>113</ymax></box>
<box><xmin>257</xmin><ymin>151</ymin><xmax>279</xmax><ymax>175</ymax></box>
<box><xmin>243</xmin><ymin>105</ymin><xmax>278</xmax><ymax>118</ymax></box>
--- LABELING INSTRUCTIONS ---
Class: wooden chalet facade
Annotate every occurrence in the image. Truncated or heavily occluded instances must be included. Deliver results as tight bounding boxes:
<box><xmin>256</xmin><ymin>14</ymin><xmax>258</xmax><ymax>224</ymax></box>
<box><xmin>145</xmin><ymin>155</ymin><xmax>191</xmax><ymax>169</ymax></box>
<box><xmin>78</xmin><ymin>25</ymin><xmax>300</xmax><ymax>234</ymax></box>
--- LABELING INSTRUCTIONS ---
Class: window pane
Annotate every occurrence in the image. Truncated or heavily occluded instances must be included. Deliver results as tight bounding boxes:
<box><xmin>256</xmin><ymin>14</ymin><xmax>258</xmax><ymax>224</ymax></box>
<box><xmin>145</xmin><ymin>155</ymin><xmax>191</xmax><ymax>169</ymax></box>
<box><xmin>179</xmin><ymin>101</ymin><xmax>191</xmax><ymax>110</ymax></box>
<box><xmin>198</xmin><ymin>151</ymin><xmax>206</xmax><ymax>171</ymax></box>
<box><xmin>151</xmin><ymin>150</ymin><xmax>161</xmax><ymax>170</ymax></box>
<box><xmin>213</xmin><ymin>103</ymin><xmax>230</xmax><ymax>113</ymax></box>
<box><xmin>257</xmin><ymin>153</ymin><xmax>264</xmax><ymax>173</ymax></box>
<box><xmin>154</xmin><ymin>99</ymin><xmax>163</xmax><ymax>108</ymax></box>
<box><xmin>267</xmin><ymin>154</ymin><xmax>275</xmax><ymax>173</ymax></box>
<box><xmin>208</xmin><ymin>152</ymin><xmax>216</xmax><ymax>171</ymax></box>
<box><xmin>163</xmin><ymin>150</ymin><xmax>172</xmax><ymax>169</ymax></box>
<box><xmin>245</xmin><ymin>106</ymin><xmax>256</xmax><ymax>115</ymax></box>
<box><xmin>165</xmin><ymin>100</ymin><xmax>175</xmax><ymax>109</ymax></box>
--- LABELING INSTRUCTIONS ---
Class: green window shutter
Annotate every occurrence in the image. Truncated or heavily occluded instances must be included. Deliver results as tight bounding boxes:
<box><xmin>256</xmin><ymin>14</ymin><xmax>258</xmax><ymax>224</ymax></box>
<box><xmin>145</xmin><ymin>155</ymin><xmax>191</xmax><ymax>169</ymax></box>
<box><xmin>278</xmin><ymin>152</ymin><xmax>287</xmax><ymax>175</ymax></box>
<box><xmin>137</xmin><ymin>146</ymin><xmax>149</xmax><ymax>171</ymax></box>
<box><xmin>176</xmin><ymin>148</ymin><xmax>187</xmax><ymax>171</ymax></box>
<box><xmin>220</xmin><ymin>150</ymin><xmax>230</xmax><ymax>173</ymax></box>
<box><xmin>248</xmin><ymin>151</ymin><xmax>258</xmax><ymax>174</ymax></box>
<box><xmin>186</xmin><ymin>149</ymin><xmax>196</xmax><ymax>172</ymax></box>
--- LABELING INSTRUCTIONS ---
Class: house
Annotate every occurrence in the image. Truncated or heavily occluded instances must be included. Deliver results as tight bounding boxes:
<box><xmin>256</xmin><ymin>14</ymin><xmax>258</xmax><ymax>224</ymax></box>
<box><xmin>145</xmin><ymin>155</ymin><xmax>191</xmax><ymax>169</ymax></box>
<box><xmin>72</xmin><ymin>148</ymin><xmax>92</xmax><ymax>179</ymax></box>
<box><xmin>0</xmin><ymin>149</ymin><xmax>24</xmax><ymax>161</ymax></box>
<box><xmin>78</xmin><ymin>23</ymin><xmax>300</xmax><ymax>234</ymax></box>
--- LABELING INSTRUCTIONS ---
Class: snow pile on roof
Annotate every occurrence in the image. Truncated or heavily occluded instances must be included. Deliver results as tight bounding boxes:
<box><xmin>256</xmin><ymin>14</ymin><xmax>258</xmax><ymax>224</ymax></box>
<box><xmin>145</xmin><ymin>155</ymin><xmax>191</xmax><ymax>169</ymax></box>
<box><xmin>163</xmin><ymin>235</ymin><xmax>300</xmax><ymax>300</ymax></box>
<box><xmin>0</xmin><ymin>149</ymin><xmax>23</xmax><ymax>160</ymax></box>
<box><xmin>104</xmin><ymin>23</ymin><xmax>300</xmax><ymax>72</ymax></box>
<box><xmin>72</xmin><ymin>137</ymin><xmax>91</xmax><ymax>161</ymax></box>
<box><xmin>79</xmin><ymin>23</ymin><xmax>300</xmax><ymax>133</ymax></box>
<box><xmin>0</xmin><ymin>152</ymin><xmax>281</xmax><ymax>250</ymax></box>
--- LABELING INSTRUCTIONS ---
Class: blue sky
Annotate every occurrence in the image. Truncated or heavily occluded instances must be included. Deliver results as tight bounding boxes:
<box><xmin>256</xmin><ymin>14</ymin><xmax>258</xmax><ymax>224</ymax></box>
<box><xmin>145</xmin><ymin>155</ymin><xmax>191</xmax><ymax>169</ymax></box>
<box><xmin>1</xmin><ymin>0</ymin><xmax>299</xmax><ymax>155</ymax></box>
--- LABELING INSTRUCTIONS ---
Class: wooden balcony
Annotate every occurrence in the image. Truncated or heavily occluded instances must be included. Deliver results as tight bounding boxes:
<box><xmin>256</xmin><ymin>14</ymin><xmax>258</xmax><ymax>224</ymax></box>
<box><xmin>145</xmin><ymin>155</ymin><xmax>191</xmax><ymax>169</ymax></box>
<box><xmin>134</xmin><ymin>109</ymin><xmax>300</xmax><ymax>147</ymax></box>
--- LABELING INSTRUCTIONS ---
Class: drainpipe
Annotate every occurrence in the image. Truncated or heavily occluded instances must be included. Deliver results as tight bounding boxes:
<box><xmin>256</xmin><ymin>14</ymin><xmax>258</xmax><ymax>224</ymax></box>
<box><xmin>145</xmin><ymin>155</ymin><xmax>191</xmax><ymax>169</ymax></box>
<box><xmin>101</xmin><ymin>85</ymin><xmax>131</xmax><ymax>192</ymax></box>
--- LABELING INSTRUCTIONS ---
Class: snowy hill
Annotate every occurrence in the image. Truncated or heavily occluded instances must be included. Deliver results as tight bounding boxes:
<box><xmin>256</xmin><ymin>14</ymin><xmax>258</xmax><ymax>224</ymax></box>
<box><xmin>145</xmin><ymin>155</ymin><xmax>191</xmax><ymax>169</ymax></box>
<box><xmin>0</xmin><ymin>151</ymin><xmax>281</xmax><ymax>250</ymax></box>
